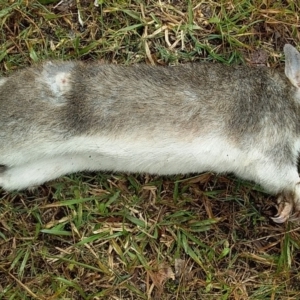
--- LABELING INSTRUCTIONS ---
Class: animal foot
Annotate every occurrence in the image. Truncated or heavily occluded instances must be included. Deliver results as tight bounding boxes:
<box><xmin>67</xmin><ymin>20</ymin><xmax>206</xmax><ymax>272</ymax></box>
<box><xmin>271</xmin><ymin>194</ymin><xmax>293</xmax><ymax>223</ymax></box>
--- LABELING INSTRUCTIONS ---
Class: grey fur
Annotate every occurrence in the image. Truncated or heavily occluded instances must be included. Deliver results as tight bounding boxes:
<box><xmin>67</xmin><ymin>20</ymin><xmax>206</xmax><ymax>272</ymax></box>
<box><xmin>1</xmin><ymin>44</ymin><xmax>300</xmax><ymax>222</ymax></box>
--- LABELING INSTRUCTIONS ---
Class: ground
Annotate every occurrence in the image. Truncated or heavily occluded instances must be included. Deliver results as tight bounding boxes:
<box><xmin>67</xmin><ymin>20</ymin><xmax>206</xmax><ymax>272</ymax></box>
<box><xmin>1</xmin><ymin>0</ymin><xmax>300</xmax><ymax>299</ymax></box>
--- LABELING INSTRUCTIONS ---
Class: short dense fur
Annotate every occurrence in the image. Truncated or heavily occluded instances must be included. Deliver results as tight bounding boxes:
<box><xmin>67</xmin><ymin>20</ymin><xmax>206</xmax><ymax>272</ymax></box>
<box><xmin>1</xmin><ymin>44</ymin><xmax>300</xmax><ymax>222</ymax></box>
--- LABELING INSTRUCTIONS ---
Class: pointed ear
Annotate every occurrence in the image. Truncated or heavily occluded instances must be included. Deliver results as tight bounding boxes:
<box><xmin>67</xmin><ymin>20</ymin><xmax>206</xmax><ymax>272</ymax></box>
<box><xmin>284</xmin><ymin>44</ymin><xmax>300</xmax><ymax>88</ymax></box>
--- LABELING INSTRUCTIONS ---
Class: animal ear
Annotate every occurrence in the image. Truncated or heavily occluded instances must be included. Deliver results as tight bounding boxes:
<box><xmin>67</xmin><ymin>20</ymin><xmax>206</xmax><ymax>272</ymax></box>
<box><xmin>284</xmin><ymin>44</ymin><xmax>300</xmax><ymax>88</ymax></box>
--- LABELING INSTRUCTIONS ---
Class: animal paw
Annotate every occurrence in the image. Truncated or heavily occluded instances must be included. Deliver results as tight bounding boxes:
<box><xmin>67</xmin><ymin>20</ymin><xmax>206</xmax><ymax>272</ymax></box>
<box><xmin>271</xmin><ymin>194</ymin><xmax>293</xmax><ymax>223</ymax></box>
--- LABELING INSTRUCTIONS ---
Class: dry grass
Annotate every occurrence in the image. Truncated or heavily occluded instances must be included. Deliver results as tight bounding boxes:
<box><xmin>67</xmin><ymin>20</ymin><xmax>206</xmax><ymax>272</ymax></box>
<box><xmin>1</xmin><ymin>0</ymin><xmax>300</xmax><ymax>299</ymax></box>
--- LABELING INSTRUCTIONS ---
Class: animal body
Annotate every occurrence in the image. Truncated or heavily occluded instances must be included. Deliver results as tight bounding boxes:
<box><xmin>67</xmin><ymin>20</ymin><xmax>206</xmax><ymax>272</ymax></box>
<box><xmin>1</xmin><ymin>44</ymin><xmax>300</xmax><ymax>223</ymax></box>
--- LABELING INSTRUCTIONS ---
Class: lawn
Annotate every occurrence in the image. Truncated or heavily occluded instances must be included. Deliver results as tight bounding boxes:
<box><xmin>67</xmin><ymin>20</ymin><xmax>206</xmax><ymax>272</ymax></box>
<box><xmin>1</xmin><ymin>0</ymin><xmax>300</xmax><ymax>299</ymax></box>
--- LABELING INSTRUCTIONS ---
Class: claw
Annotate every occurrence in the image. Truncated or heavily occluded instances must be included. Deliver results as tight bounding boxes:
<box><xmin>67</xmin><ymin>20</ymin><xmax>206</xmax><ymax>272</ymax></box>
<box><xmin>271</xmin><ymin>202</ymin><xmax>293</xmax><ymax>223</ymax></box>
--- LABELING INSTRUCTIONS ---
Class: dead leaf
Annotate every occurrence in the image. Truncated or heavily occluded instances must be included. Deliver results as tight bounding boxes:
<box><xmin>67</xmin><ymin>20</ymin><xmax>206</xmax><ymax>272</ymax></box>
<box><xmin>175</xmin><ymin>258</ymin><xmax>186</xmax><ymax>278</ymax></box>
<box><xmin>147</xmin><ymin>262</ymin><xmax>175</xmax><ymax>297</ymax></box>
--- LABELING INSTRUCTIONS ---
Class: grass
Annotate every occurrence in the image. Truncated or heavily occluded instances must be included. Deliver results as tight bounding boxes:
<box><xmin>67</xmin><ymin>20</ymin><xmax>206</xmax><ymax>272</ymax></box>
<box><xmin>1</xmin><ymin>0</ymin><xmax>300</xmax><ymax>299</ymax></box>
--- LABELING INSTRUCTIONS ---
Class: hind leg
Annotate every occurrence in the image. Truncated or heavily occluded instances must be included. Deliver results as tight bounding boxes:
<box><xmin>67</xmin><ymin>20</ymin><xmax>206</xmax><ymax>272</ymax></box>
<box><xmin>251</xmin><ymin>162</ymin><xmax>300</xmax><ymax>223</ymax></box>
